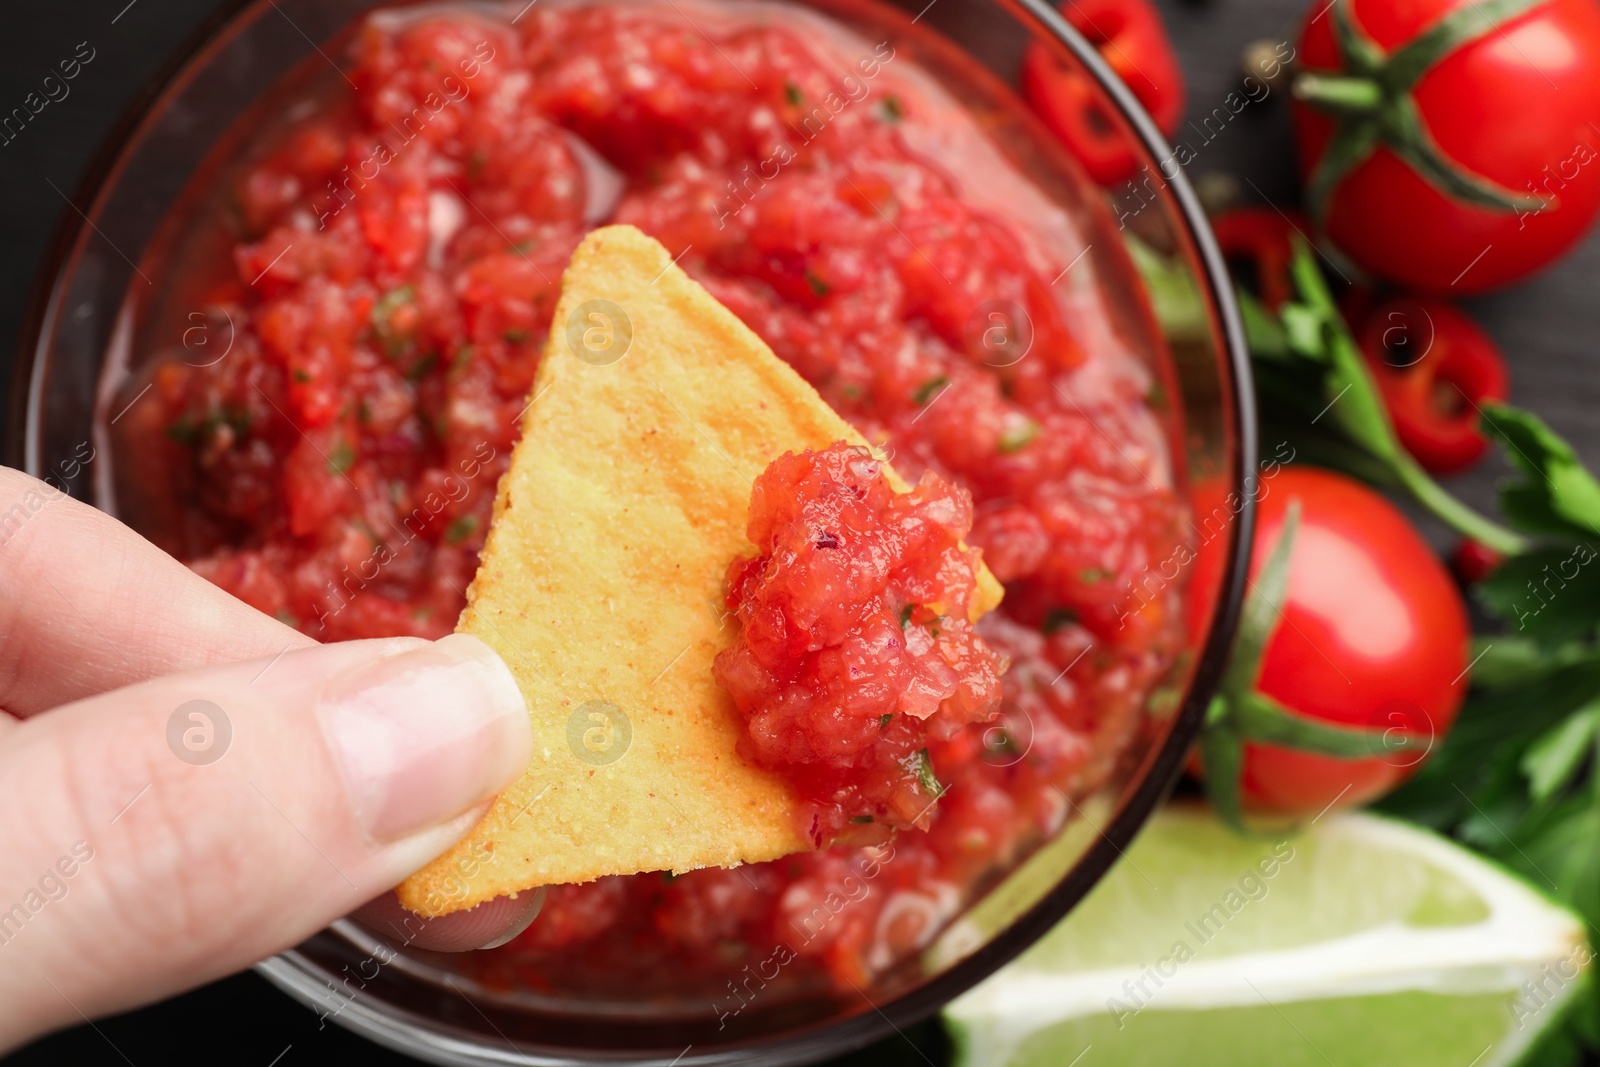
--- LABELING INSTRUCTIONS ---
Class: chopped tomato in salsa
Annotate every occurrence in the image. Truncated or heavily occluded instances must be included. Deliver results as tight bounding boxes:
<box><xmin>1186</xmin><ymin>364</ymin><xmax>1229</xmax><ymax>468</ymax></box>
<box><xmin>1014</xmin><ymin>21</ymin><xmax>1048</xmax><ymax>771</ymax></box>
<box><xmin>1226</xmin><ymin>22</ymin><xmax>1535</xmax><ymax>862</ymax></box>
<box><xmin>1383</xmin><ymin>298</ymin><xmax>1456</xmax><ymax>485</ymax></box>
<box><xmin>715</xmin><ymin>443</ymin><xmax>1005</xmax><ymax>846</ymax></box>
<box><xmin>113</xmin><ymin>0</ymin><xmax>1187</xmax><ymax>1004</ymax></box>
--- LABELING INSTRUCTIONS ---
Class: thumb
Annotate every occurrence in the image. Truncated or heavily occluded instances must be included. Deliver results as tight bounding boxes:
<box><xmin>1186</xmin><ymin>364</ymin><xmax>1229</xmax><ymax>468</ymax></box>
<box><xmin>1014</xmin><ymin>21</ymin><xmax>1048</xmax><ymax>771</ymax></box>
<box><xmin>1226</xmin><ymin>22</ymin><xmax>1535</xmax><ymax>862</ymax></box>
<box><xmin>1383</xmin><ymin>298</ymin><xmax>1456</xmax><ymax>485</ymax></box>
<box><xmin>0</xmin><ymin>633</ymin><xmax>531</xmax><ymax>1048</ymax></box>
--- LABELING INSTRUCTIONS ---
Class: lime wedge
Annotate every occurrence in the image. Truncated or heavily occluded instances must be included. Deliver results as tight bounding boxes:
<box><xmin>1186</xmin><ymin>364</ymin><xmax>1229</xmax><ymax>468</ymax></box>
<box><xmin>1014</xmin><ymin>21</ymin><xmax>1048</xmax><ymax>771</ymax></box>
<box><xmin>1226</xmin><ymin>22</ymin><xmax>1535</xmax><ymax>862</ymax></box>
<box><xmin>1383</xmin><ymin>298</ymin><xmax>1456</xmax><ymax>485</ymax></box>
<box><xmin>945</xmin><ymin>805</ymin><xmax>1589</xmax><ymax>1067</ymax></box>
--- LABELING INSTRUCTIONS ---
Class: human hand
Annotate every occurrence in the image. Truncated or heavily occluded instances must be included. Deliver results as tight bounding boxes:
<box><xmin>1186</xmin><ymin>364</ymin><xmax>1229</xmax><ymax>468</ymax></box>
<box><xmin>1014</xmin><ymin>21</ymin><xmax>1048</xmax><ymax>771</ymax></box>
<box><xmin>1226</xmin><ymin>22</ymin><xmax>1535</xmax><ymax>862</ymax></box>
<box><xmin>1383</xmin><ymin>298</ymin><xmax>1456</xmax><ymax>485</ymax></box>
<box><xmin>0</xmin><ymin>467</ymin><xmax>537</xmax><ymax>1052</ymax></box>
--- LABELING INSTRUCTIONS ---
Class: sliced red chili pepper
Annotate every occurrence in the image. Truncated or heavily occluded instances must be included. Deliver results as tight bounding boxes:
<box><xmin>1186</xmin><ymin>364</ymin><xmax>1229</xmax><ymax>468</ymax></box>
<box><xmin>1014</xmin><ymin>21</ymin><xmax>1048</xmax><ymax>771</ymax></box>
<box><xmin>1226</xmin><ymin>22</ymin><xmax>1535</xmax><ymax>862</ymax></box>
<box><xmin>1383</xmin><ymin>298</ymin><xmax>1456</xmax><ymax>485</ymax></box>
<box><xmin>1060</xmin><ymin>0</ymin><xmax>1185</xmax><ymax>135</ymax></box>
<box><xmin>1021</xmin><ymin>45</ymin><xmax>1138</xmax><ymax>185</ymax></box>
<box><xmin>1211</xmin><ymin>207</ymin><xmax>1308</xmax><ymax>312</ymax></box>
<box><xmin>1357</xmin><ymin>298</ymin><xmax>1510</xmax><ymax>476</ymax></box>
<box><xmin>1451</xmin><ymin>538</ymin><xmax>1505</xmax><ymax>585</ymax></box>
<box><xmin>1338</xmin><ymin>283</ymin><xmax>1379</xmax><ymax>334</ymax></box>
<box><xmin>1021</xmin><ymin>0</ymin><xmax>1185</xmax><ymax>187</ymax></box>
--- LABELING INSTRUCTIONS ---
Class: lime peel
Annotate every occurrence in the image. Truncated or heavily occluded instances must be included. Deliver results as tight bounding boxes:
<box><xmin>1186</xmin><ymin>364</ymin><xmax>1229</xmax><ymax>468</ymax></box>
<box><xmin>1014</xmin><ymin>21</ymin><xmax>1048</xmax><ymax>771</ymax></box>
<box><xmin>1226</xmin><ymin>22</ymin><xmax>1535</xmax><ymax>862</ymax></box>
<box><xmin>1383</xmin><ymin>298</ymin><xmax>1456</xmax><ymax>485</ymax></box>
<box><xmin>945</xmin><ymin>808</ymin><xmax>1588</xmax><ymax>1067</ymax></box>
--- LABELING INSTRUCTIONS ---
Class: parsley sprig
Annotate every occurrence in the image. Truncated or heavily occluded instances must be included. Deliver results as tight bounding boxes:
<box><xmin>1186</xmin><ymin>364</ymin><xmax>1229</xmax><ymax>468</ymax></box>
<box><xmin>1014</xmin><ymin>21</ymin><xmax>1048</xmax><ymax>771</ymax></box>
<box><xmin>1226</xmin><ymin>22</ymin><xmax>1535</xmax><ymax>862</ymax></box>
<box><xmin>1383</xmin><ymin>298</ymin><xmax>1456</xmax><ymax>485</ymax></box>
<box><xmin>1249</xmin><ymin>241</ymin><xmax>1527</xmax><ymax>554</ymax></box>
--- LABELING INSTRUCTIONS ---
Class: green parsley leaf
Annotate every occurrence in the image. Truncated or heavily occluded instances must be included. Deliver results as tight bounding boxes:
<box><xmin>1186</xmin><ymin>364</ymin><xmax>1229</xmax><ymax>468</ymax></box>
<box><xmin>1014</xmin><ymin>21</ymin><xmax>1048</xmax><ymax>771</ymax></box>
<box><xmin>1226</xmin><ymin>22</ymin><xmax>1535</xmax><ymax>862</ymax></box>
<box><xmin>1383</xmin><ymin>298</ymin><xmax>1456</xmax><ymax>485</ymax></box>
<box><xmin>1381</xmin><ymin>648</ymin><xmax>1600</xmax><ymax>828</ymax></box>
<box><xmin>1470</xmin><ymin>636</ymin><xmax>1597</xmax><ymax>690</ymax></box>
<box><xmin>1477</xmin><ymin>545</ymin><xmax>1600</xmax><ymax>647</ymax></box>
<box><xmin>1481</xmin><ymin>402</ymin><xmax>1600</xmax><ymax>541</ymax></box>
<box><xmin>445</xmin><ymin>514</ymin><xmax>479</xmax><ymax>545</ymax></box>
<box><xmin>784</xmin><ymin>81</ymin><xmax>803</xmax><ymax>106</ymax></box>
<box><xmin>325</xmin><ymin>441</ymin><xmax>355</xmax><ymax>476</ymax></box>
<box><xmin>998</xmin><ymin>418</ymin><xmax>1040</xmax><ymax>453</ymax></box>
<box><xmin>1042</xmin><ymin>607</ymin><xmax>1078</xmax><ymax>633</ymax></box>
<box><xmin>915</xmin><ymin>748</ymin><xmax>944</xmax><ymax>798</ymax></box>
<box><xmin>876</xmin><ymin>94</ymin><xmax>903</xmax><ymax>123</ymax></box>
<box><xmin>913</xmin><ymin>376</ymin><xmax>949</xmax><ymax>405</ymax></box>
<box><xmin>985</xmin><ymin>729</ymin><xmax>1017</xmax><ymax>755</ymax></box>
<box><xmin>879</xmin><ymin>713</ymin><xmax>894</xmax><ymax>729</ymax></box>
<box><xmin>1522</xmin><ymin>701</ymin><xmax>1600</xmax><ymax>802</ymax></box>
<box><xmin>849</xmin><ymin>814</ymin><xmax>874</xmax><ymax>824</ymax></box>
<box><xmin>406</xmin><ymin>352</ymin><xmax>439</xmax><ymax>382</ymax></box>
<box><xmin>1279</xmin><ymin>301</ymin><xmax>1328</xmax><ymax>361</ymax></box>
<box><xmin>1236</xmin><ymin>289</ymin><xmax>1290</xmax><ymax>360</ymax></box>
<box><xmin>1123</xmin><ymin>236</ymin><xmax>1209</xmax><ymax>343</ymax></box>
<box><xmin>899</xmin><ymin>604</ymin><xmax>915</xmax><ymax>630</ymax></box>
<box><xmin>165</xmin><ymin>416</ymin><xmax>197</xmax><ymax>447</ymax></box>
<box><xmin>1146</xmin><ymin>685</ymin><xmax>1181</xmax><ymax>717</ymax></box>
<box><xmin>371</xmin><ymin>285</ymin><xmax>416</xmax><ymax>356</ymax></box>
<box><xmin>804</xmin><ymin>269</ymin><xmax>830</xmax><ymax>297</ymax></box>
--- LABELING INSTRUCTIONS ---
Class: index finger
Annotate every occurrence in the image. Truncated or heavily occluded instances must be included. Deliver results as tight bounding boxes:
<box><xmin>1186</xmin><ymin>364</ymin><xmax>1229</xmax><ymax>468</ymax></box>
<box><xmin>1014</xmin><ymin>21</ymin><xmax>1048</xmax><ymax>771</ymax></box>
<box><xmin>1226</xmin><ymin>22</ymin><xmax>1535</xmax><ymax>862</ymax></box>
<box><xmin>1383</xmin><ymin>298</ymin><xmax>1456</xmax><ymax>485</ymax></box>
<box><xmin>0</xmin><ymin>466</ymin><xmax>311</xmax><ymax>717</ymax></box>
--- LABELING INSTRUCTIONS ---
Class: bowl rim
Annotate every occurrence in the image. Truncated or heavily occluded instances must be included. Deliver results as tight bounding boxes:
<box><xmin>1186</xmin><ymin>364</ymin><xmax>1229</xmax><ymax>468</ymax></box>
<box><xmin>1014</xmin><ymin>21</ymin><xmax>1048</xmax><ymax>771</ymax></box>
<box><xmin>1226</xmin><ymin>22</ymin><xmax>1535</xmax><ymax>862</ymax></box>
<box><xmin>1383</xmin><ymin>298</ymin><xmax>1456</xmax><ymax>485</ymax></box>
<box><xmin>8</xmin><ymin>0</ymin><xmax>1258</xmax><ymax>1062</ymax></box>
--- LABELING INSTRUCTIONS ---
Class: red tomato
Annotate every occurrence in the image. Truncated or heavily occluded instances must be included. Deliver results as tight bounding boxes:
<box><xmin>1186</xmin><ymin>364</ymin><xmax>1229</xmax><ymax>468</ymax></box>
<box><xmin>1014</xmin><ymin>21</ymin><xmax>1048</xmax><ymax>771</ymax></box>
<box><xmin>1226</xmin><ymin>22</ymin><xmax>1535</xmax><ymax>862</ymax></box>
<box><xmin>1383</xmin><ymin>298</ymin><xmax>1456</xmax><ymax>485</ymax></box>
<box><xmin>1356</xmin><ymin>298</ymin><xmax>1510</xmax><ymax>474</ymax></box>
<box><xmin>1293</xmin><ymin>0</ymin><xmax>1600</xmax><ymax>294</ymax></box>
<box><xmin>1238</xmin><ymin>468</ymin><xmax>1469</xmax><ymax>813</ymax></box>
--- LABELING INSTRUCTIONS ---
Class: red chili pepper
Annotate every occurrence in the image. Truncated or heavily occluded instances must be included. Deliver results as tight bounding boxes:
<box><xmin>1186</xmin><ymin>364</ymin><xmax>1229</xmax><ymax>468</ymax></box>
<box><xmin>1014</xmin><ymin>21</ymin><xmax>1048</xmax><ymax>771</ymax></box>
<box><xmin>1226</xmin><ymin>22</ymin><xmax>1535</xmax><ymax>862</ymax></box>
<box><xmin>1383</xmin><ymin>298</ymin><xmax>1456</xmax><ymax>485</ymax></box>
<box><xmin>1021</xmin><ymin>0</ymin><xmax>1186</xmax><ymax>186</ymax></box>
<box><xmin>1451</xmin><ymin>538</ymin><xmax>1505</xmax><ymax>585</ymax></box>
<box><xmin>1357</xmin><ymin>298</ymin><xmax>1510</xmax><ymax>476</ymax></box>
<box><xmin>1211</xmin><ymin>207</ymin><xmax>1308</xmax><ymax>312</ymax></box>
<box><xmin>1021</xmin><ymin>49</ymin><xmax>1135</xmax><ymax>185</ymax></box>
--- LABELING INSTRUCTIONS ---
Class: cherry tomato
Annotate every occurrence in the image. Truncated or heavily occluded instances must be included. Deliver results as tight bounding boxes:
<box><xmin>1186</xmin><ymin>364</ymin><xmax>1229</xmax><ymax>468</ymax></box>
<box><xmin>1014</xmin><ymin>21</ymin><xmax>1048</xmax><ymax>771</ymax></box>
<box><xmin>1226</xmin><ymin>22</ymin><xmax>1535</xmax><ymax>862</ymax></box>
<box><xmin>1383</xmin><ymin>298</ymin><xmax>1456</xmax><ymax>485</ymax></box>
<box><xmin>1357</xmin><ymin>298</ymin><xmax>1509</xmax><ymax>475</ymax></box>
<box><xmin>1236</xmin><ymin>468</ymin><xmax>1469</xmax><ymax>813</ymax></box>
<box><xmin>1293</xmin><ymin>0</ymin><xmax>1600</xmax><ymax>294</ymax></box>
<box><xmin>1211</xmin><ymin>207</ymin><xmax>1309</xmax><ymax>311</ymax></box>
<box><xmin>1022</xmin><ymin>0</ymin><xmax>1186</xmax><ymax>186</ymax></box>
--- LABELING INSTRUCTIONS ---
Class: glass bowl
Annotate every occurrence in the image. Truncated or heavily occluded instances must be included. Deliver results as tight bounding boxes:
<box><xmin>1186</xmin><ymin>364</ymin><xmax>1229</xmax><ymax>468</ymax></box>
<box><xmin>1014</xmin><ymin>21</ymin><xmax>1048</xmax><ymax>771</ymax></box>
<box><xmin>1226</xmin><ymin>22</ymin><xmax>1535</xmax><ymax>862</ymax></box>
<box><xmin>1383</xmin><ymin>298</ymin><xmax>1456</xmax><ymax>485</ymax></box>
<box><xmin>10</xmin><ymin>0</ymin><xmax>1255</xmax><ymax>1063</ymax></box>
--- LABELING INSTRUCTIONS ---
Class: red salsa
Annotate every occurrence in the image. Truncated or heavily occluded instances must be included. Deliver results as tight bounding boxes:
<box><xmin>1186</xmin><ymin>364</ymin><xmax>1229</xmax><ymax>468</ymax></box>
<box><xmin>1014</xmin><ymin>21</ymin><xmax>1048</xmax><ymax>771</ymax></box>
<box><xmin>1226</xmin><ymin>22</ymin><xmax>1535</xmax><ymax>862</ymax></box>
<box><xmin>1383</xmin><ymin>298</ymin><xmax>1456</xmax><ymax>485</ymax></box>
<box><xmin>716</xmin><ymin>443</ymin><xmax>1005</xmax><ymax>847</ymax></box>
<box><xmin>111</xmin><ymin>0</ymin><xmax>1187</xmax><ymax>1006</ymax></box>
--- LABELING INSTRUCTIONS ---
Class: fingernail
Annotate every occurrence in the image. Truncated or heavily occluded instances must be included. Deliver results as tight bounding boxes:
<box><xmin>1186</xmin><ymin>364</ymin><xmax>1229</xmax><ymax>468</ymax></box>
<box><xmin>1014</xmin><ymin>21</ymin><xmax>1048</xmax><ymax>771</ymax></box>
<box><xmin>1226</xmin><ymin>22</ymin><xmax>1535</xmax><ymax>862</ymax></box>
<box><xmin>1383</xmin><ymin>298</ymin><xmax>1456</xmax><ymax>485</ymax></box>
<box><xmin>320</xmin><ymin>633</ymin><xmax>531</xmax><ymax>843</ymax></box>
<box><xmin>478</xmin><ymin>887</ymin><xmax>547</xmax><ymax>950</ymax></box>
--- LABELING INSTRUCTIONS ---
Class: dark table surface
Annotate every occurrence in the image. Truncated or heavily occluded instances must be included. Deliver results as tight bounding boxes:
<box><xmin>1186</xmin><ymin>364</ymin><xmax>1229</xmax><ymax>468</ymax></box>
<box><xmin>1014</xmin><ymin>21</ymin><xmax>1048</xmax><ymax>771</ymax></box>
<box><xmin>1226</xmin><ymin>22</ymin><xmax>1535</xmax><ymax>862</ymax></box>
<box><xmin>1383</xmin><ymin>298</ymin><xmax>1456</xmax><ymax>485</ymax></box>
<box><xmin>4</xmin><ymin>0</ymin><xmax>1597</xmax><ymax>1064</ymax></box>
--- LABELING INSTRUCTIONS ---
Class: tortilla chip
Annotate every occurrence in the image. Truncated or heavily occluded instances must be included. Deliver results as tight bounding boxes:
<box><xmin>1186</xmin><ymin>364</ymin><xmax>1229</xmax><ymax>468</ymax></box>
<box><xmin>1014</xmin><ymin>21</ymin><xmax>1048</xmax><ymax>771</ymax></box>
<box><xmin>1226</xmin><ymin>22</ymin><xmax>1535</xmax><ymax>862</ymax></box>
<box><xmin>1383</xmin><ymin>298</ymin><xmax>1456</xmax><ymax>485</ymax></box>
<box><xmin>398</xmin><ymin>225</ymin><xmax>1001</xmax><ymax>916</ymax></box>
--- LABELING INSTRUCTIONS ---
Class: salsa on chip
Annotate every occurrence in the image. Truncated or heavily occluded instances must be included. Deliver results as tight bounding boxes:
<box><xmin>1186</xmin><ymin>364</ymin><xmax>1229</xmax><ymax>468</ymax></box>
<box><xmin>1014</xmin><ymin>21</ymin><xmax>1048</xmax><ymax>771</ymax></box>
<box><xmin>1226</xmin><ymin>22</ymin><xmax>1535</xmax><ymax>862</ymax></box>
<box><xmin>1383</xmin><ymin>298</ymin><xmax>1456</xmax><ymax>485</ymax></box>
<box><xmin>399</xmin><ymin>225</ymin><xmax>1001</xmax><ymax>916</ymax></box>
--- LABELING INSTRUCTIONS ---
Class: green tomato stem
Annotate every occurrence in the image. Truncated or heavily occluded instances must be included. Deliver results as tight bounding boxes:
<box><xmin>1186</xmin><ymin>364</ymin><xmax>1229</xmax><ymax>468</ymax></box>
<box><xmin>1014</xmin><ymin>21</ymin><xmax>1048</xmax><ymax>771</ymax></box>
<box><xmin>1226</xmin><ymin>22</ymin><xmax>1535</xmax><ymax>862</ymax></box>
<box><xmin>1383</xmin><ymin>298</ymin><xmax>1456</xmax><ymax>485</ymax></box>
<box><xmin>1235</xmin><ymin>691</ymin><xmax>1420</xmax><ymax>759</ymax></box>
<box><xmin>1292</xmin><ymin>72</ymin><xmax>1384</xmax><ymax>114</ymax></box>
